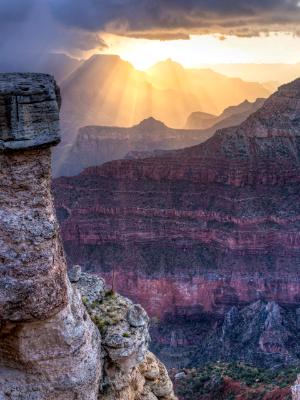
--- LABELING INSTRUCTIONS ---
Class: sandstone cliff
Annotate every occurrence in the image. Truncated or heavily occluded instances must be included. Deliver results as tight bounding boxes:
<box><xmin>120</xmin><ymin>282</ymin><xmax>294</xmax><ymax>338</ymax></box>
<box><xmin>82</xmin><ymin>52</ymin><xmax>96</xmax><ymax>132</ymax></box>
<box><xmin>0</xmin><ymin>73</ymin><xmax>176</xmax><ymax>400</ymax></box>
<box><xmin>54</xmin><ymin>78</ymin><xmax>300</xmax><ymax>369</ymax></box>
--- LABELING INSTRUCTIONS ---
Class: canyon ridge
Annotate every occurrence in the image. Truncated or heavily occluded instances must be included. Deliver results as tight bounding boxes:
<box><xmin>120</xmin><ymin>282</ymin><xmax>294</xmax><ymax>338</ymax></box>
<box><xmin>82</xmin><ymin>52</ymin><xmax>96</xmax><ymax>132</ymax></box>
<box><xmin>54</xmin><ymin>77</ymin><xmax>300</xmax><ymax>371</ymax></box>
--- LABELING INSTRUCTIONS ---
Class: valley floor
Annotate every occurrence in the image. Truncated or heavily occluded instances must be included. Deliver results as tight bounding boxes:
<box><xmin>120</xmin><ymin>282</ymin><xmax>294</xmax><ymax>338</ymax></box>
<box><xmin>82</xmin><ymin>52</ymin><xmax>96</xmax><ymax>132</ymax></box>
<box><xmin>173</xmin><ymin>363</ymin><xmax>299</xmax><ymax>399</ymax></box>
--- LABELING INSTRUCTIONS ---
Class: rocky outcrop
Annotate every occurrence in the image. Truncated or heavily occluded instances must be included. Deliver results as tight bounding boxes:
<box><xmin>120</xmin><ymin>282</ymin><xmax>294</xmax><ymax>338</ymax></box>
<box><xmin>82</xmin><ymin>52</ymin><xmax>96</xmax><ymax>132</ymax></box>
<box><xmin>0</xmin><ymin>73</ymin><xmax>175</xmax><ymax>400</ymax></box>
<box><xmin>0</xmin><ymin>73</ymin><xmax>102</xmax><ymax>399</ymax></box>
<box><xmin>73</xmin><ymin>268</ymin><xmax>176</xmax><ymax>400</ymax></box>
<box><xmin>163</xmin><ymin>300</ymin><xmax>300</xmax><ymax>368</ymax></box>
<box><xmin>293</xmin><ymin>379</ymin><xmax>300</xmax><ymax>400</ymax></box>
<box><xmin>54</xmin><ymin>78</ymin><xmax>300</xmax><ymax>369</ymax></box>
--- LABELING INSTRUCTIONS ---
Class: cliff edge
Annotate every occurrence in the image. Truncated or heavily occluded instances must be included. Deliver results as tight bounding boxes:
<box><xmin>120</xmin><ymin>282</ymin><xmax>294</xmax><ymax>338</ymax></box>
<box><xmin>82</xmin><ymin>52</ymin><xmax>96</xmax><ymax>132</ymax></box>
<box><xmin>0</xmin><ymin>73</ymin><xmax>176</xmax><ymax>400</ymax></box>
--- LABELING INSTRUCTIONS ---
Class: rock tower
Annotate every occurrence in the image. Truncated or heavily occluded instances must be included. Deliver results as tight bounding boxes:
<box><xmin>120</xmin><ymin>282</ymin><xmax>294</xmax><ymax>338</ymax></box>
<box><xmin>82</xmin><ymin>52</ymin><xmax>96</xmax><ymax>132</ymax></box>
<box><xmin>0</xmin><ymin>73</ymin><xmax>102</xmax><ymax>398</ymax></box>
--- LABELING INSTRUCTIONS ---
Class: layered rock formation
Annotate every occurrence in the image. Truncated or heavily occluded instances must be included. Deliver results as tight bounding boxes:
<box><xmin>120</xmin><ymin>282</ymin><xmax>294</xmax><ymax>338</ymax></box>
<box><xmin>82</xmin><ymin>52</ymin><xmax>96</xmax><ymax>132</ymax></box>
<box><xmin>0</xmin><ymin>73</ymin><xmax>175</xmax><ymax>400</ymax></box>
<box><xmin>151</xmin><ymin>300</ymin><xmax>300</xmax><ymax>369</ymax></box>
<box><xmin>54</xmin><ymin>78</ymin><xmax>300</xmax><ymax>369</ymax></box>
<box><xmin>56</xmin><ymin>117</ymin><xmax>212</xmax><ymax>177</ymax></box>
<box><xmin>56</xmin><ymin>98</ymin><xmax>266</xmax><ymax>178</ymax></box>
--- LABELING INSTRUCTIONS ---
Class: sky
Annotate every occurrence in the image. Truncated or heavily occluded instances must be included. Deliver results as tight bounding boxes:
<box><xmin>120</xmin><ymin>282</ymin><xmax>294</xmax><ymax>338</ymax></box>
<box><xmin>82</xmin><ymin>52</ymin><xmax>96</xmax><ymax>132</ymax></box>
<box><xmin>1</xmin><ymin>0</ymin><xmax>300</xmax><ymax>69</ymax></box>
<box><xmin>102</xmin><ymin>32</ymin><xmax>300</xmax><ymax>70</ymax></box>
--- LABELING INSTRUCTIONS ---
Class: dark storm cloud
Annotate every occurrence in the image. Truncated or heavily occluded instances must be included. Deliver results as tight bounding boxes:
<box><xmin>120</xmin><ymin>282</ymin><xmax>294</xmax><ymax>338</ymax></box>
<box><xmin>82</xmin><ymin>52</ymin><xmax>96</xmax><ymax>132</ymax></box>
<box><xmin>0</xmin><ymin>0</ymin><xmax>105</xmax><ymax>59</ymax></box>
<box><xmin>48</xmin><ymin>0</ymin><xmax>300</xmax><ymax>39</ymax></box>
<box><xmin>0</xmin><ymin>0</ymin><xmax>34</xmax><ymax>22</ymax></box>
<box><xmin>0</xmin><ymin>0</ymin><xmax>300</xmax><ymax>60</ymax></box>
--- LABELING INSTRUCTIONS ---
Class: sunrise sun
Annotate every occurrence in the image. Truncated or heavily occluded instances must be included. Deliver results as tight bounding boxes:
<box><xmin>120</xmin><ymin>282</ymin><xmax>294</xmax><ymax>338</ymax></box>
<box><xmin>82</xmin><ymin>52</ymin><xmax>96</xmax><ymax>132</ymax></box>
<box><xmin>100</xmin><ymin>32</ymin><xmax>300</xmax><ymax>71</ymax></box>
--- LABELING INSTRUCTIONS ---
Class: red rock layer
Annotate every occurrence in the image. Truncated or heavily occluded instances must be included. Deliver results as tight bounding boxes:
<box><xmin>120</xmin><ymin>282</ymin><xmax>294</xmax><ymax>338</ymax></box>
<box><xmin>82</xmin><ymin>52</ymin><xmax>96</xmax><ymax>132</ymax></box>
<box><xmin>53</xmin><ymin>78</ymin><xmax>300</xmax><ymax>366</ymax></box>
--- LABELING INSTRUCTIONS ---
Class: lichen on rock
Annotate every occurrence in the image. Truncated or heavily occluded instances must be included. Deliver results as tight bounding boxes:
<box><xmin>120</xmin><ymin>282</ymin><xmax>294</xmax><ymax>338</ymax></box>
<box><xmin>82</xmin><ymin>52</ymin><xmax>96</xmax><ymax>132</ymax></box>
<box><xmin>73</xmin><ymin>268</ymin><xmax>176</xmax><ymax>399</ymax></box>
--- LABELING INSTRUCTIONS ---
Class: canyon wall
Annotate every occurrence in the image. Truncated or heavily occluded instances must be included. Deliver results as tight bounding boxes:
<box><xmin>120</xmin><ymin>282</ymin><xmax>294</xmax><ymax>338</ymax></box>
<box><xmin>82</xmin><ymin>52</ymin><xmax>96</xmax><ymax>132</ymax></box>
<box><xmin>0</xmin><ymin>73</ymin><xmax>176</xmax><ymax>400</ymax></box>
<box><xmin>55</xmin><ymin>117</ymin><xmax>211</xmax><ymax>177</ymax></box>
<box><xmin>56</xmin><ymin>99</ymin><xmax>266</xmax><ymax>178</ymax></box>
<box><xmin>54</xmin><ymin>78</ymin><xmax>300</xmax><ymax>369</ymax></box>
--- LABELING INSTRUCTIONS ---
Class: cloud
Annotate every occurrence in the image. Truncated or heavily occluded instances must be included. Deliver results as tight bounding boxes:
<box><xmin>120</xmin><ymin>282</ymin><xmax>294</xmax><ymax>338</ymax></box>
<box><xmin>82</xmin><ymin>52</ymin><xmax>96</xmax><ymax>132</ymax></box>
<box><xmin>0</xmin><ymin>0</ymin><xmax>106</xmax><ymax>60</ymax></box>
<box><xmin>0</xmin><ymin>0</ymin><xmax>300</xmax><ymax>62</ymax></box>
<box><xmin>0</xmin><ymin>0</ymin><xmax>34</xmax><ymax>22</ymax></box>
<box><xmin>48</xmin><ymin>0</ymin><xmax>300</xmax><ymax>39</ymax></box>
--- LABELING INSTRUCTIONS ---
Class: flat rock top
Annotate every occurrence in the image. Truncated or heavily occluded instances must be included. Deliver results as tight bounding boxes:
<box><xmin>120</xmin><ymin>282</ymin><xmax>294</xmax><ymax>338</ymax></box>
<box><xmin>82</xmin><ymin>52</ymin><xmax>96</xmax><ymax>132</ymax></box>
<box><xmin>0</xmin><ymin>73</ymin><xmax>61</xmax><ymax>151</ymax></box>
<box><xmin>0</xmin><ymin>73</ymin><xmax>58</xmax><ymax>97</ymax></box>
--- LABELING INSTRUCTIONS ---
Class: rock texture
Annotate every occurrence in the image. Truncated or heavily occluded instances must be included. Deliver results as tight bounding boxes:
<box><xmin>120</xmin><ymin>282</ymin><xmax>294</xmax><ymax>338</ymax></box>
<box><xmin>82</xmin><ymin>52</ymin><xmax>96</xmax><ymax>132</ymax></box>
<box><xmin>54</xmin><ymin>78</ymin><xmax>300</xmax><ymax>369</ymax></box>
<box><xmin>293</xmin><ymin>379</ymin><xmax>300</xmax><ymax>400</ymax></box>
<box><xmin>0</xmin><ymin>73</ymin><xmax>61</xmax><ymax>151</ymax></box>
<box><xmin>151</xmin><ymin>300</ymin><xmax>300</xmax><ymax>369</ymax></box>
<box><xmin>73</xmin><ymin>268</ymin><xmax>176</xmax><ymax>400</ymax></box>
<box><xmin>0</xmin><ymin>73</ymin><xmax>102</xmax><ymax>399</ymax></box>
<box><xmin>0</xmin><ymin>73</ymin><xmax>175</xmax><ymax>400</ymax></box>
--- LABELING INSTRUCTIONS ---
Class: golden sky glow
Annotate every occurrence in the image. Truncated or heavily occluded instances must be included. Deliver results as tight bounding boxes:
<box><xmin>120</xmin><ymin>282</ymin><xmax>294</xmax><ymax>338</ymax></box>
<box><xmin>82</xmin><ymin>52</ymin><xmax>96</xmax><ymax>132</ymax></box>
<box><xmin>100</xmin><ymin>32</ymin><xmax>300</xmax><ymax>71</ymax></box>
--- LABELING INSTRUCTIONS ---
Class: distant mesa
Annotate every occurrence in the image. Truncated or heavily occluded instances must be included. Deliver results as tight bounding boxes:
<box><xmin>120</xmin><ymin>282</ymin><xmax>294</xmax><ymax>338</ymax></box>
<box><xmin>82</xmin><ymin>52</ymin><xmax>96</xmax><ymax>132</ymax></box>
<box><xmin>55</xmin><ymin>96</ymin><xmax>266</xmax><ymax>178</ymax></box>
<box><xmin>57</xmin><ymin>54</ymin><xmax>271</xmax><ymax>143</ymax></box>
<box><xmin>55</xmin><ymin>116</ymin><xmax>211</xmax><ymax>177</ymax></box>
<box><xmin>52</xmin><ymin>54</ymin><xmax>272</xmax><ymax>174</ymax></box>
<box><xmin>185</xmin><ymin>98</ymin><xmax>265</xmax><ymax>129</ymax></box>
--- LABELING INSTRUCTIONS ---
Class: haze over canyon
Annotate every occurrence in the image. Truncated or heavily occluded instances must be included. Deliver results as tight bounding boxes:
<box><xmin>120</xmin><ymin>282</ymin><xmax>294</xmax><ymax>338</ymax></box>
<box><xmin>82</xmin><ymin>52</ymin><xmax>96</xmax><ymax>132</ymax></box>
<box><xmin>3</xmin><ymin>1</ymin><xmax>300</xmax><ymax>397</ymax></box>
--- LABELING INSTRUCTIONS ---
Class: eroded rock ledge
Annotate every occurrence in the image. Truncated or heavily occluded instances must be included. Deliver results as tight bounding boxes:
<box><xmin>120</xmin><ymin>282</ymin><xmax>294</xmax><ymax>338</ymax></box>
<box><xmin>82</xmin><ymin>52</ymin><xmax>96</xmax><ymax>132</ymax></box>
<box><xmin>72</xmin><ymin>267</ymin><xmax>176</xmax><ymax>400</ymax></box>
<box><xmin>0</xmin><ymin>73</ymin><xmax>176</xmax><ymax>400</ymax></box>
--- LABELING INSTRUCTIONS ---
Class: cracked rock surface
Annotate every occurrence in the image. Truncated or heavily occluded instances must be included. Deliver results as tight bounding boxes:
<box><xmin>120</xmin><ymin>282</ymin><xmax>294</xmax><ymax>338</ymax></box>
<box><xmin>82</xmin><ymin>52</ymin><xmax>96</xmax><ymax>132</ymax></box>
<box><xmin>75</xmin><ymin>270</ymin><xmax>177</xmax><ymax>400</ymax></box>
<box><xmin>0</xmin><ymin>73</ymin><xmax>102</xmax><ymax>399</ymax></box>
